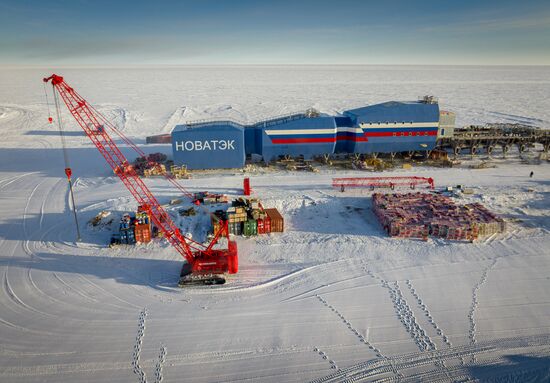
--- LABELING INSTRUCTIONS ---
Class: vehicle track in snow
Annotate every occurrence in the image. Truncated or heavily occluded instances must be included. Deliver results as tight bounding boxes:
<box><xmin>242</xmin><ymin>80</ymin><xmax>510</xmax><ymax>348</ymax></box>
<box><xmin>309</xmin><ymin>333</ymin><xmax>550</xmax><ymax>383</ymax></box>
<box><xmin>132</xmin><ymin>308</ymin><xmax>167</xmax><ymax>383</ymax></box>
<box><xmin>132</xmin><ymin>308</ymin><xmax>148</xmax><ymax>383</ymax></box>
<box><xmin>360</xmin><ymin>262</ymin><xmax>436</xmax><ymax>353</ymax></box>
<box><xmin>468</xmin><ymin>258</ymin><xmax>497</xmax><ymax>363</ymax></box>
<box><xmin>404</xmin><ymin>279</ymin><xmax>452</xmax><ymax>349</ymax></box>
<box><xmin>315</xmin><ymin>294</ymin><xmax>403</xmax><ymax>380</ymax></box>
<box><xmin>153</xmin><ymin>344</ymin><xmax>167</xmax><ymax>383</ymax></box>
<box><xmin>358</xmin><ymin>262</ymin><xmax>456</xmax><ymax>379</ymax></box>
<box><xmin>312</xmin><ymin>347</ymin><xmax>338</xmax><ymax>371</ymax></box>
<box><xmin>315</xmin><ymin>295</ymin><xmax>384</xmax><ymax>357</ymax></box>
<box><xmin>18</xmin><ymin>176</ymin><xmax>141</xmax><ymax>314</ymax></box>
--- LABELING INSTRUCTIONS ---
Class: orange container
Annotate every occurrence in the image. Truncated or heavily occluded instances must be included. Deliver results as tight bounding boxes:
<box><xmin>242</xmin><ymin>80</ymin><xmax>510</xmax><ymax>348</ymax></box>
<box><xmin>134</xmin><ymin>223</ymin><xmax>151</xmax><ymax>243</ymax></box>
<box><xmin>264</xmin><ymin>208</ymin><xmax>283</xmax><ymax>233</ymax></box>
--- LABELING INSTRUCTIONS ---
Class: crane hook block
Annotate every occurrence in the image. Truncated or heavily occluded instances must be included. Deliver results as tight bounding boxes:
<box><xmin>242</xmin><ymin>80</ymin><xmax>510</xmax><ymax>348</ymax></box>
<box><xmin>65</xmin><ymin>167</ymin><xmax>72</xmax><ymax>180</ymax></box>
<box><xmin>48</xmin><ymin>117</ymin><xmax>53</xmax><ymax>123</ymax></box>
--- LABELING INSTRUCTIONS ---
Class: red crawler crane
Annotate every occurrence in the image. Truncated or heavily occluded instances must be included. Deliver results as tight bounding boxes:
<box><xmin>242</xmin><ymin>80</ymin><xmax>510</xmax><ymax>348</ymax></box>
<box><xmin>43</xmin><ymin>74</ymin><xmax>237</xmax><ymax>285</ymax></box>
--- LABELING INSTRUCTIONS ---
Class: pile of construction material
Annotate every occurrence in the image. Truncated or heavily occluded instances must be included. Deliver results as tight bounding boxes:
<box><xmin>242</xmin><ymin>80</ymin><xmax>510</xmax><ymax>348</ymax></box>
<box><xmin>372</xmin><ymin>192</ymin><xmax>506</xmax><ymax>241</ymax></box>
<box><xmin>193</xmin><ymin>192</ymin><xmax>228</xmax><ymax>205</ymax></box>
<box><xmin>110</xmin><ymin>207</ymin><xmax>152</xmax><ymax>246</ymax></box>
<box><xmin>211</xmin><ymin>198</ymin><xmax>283</xmax><ymax>237</ymax></box>
<box><xmin>133</xmin><ymin>152</ymin><xmax>168</xmax><ymax>176</ymax></box>
<box><xmin>89</xmin><ymin>210</ymin><xmax>113</xmax><ymax>227</ymax></box>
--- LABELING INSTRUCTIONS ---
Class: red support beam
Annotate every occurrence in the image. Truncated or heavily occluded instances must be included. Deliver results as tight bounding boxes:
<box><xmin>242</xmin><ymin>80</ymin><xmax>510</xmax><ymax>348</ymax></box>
<box><xmin>333</xmin><ymin>176</ymin><xmax>435</xmax><ymax>191</ymax></box>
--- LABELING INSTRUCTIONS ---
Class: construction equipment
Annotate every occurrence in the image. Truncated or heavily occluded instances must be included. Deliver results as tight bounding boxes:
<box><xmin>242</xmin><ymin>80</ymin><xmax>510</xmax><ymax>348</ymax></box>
<box><xmin>170</xmin><ymin>164</ymin><xmax>190</xmax><ymax>179</ymax></box>
<box><xmin>43</xmin><ymin>74</ymin><xmax>238</xmax><ymax>285</ymax></box>
<box><xmin>333</xmin><ymin>176</ymin><xmax>435</xmax><ymax>191</ymax></box>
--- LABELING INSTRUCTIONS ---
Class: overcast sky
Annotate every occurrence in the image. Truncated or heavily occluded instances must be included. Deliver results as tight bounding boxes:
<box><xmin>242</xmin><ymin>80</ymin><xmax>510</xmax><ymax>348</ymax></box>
<box><xmin>1</xmin><ymin>0</ymin><xmax>549</xmax><ymax>65</ymax></box>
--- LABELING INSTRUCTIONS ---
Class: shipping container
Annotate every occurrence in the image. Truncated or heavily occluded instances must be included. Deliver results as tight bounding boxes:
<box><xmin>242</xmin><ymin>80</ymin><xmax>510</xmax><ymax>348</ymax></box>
<box><xmin>264</xmin><ymin>208</ymin><xmax>283</xmax><ymax>232</ymax></box>
<box><xmin>243</xmin><ymin>219</ymin><xmax>257</xmax><ymax>237</ymax></box>
<box><xmin>120</xmin><ymin>228</ymin><xmax>136</xmax><ymax>244</ymax></box>
<box><xmin>134</xmin><ymin>223</ymin><xmax>151</xmax><ymax>243</ymax></box>
<box><xmin>257</xmin><ymin>218</ymin><xmax>265</xmax><ymax>234</ymax></box>
<box><xmin>228</xmin><ymin>222</ymin><xmax>243</xmax><ymax>236</ymax></box>
<box><xmin>264</xmin><ymin>216</ymin><xmax>271</xmax><ymax>233</ymax></box>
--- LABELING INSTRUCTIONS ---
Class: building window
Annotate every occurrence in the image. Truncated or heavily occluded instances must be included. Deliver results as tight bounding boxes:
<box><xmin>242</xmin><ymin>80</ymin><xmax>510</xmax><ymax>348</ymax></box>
<box><xmin>441</xmin><ymin>129</ymin><xmax>445</xmax><ymax>136</ymax></box>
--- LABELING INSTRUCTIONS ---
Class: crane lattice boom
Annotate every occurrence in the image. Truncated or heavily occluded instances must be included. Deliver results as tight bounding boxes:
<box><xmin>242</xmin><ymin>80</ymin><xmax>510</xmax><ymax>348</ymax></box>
<box><xmin>44</xmin><ymin>74</ymin><xmax>238</xmax><ymax>279</ymax></box>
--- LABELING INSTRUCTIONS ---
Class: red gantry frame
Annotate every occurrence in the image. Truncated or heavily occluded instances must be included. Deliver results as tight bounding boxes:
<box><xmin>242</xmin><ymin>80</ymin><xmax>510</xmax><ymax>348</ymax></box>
<box><xmin>43</xmin><ymin>74</ymin><xmax>238</xmax><ymax>279</ymax></box>
<box><xmin>333</xmin><ymin>176</ymin><xmax>435</xmax><ymax>191</ymax></box>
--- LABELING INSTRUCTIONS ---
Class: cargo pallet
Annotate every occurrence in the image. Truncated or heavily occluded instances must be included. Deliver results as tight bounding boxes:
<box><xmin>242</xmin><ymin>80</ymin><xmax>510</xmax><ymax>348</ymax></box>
<box><xmin>372</xmin><ymin>192</ymin><xmax>506</xmax><ymax>242</ymax></box>
<box><xmin>333</xmin><ymin>176</ymin><xmax>435</xmax><ymax>191</ymax></box>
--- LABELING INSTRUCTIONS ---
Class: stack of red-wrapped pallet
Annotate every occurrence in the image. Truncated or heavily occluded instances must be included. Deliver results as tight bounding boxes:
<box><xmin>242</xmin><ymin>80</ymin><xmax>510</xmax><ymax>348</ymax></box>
<box><xmin>372</xmin><ymin>192</ymin><xmax>506</xmax><ymax>241</ymax></box>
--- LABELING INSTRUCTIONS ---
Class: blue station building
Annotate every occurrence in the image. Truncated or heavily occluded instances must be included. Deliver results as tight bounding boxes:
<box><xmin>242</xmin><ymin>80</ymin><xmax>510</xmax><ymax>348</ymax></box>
<box><xmin>171</xmin><ymin>96</ymin><xmax>453</xmax><ymax>169</ymax></box>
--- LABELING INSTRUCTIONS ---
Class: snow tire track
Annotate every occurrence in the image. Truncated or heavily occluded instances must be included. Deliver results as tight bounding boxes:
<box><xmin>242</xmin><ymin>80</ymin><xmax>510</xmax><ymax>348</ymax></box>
<box><xmin>360</xmin><ymin>262</ymin><xmax>435</xmax><ymax>353</ymax></box>
<box><xmin>468</xmin><ymin>259</ymin><xmax>497</xmax><ymax>363</ymax></box>
<box><xmin>132</xmin><ymin>308</ymin><xmax>148</xmax><ymax>383</ymax></box>
<box><xmin>384</xmin><ymin>280</ymin><xmax>437</xmax><ymax>352</ymax></box>
<box><xmin>315</xmin><ymin>295</ymin><xmax>384</xmax><ymax>357</ymax></box>
<box><xmin>405</xmin><ymin>279</ymin><xmax>452</xmax><ymax>349</ymax></box>
<box><xmin>310</xmin><ymin>334</ymin><xmax>550</xmax><ymax>383</ymax></box>
<box><xmin>312</xmin><ymin>347</ymin><xmax>338</xmax><ymax>371</ymax></box>
<box><xmin>315</xmin><ymin>294</ymin><xmax>403</xmax><ymax>381</ymax></box>
<box><xmin>405</xmin><ymin>279</ymin><xmax>460</xmax><ymax>372</ymax></box>
<box><xmin>359</xmin><ymin>263</ymin><xmax>454</xmax><ymax>378</ymax></box>
<box><xmin>154</xmin><ymin>344</ymin><xmax>167</xmax><ymax>383</ymax></box>
<box><xmin>132</xmin><ymin>308</ymin><xmax>167</xmax><ymax>383</ymax></box>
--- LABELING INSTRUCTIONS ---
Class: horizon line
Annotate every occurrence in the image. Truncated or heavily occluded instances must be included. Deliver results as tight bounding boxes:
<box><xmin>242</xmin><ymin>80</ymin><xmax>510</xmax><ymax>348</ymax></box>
<box><xmin>2</xmin><ymin>63</ymin><xmax>550</xmax><ymax>69</ymax></box>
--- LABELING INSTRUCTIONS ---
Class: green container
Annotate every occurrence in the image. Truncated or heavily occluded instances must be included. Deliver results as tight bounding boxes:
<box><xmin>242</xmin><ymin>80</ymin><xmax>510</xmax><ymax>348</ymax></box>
<box><xmin>243</xmin><ymin>219</ymin><xmax>257</xmax><ymax>237</ymax></box>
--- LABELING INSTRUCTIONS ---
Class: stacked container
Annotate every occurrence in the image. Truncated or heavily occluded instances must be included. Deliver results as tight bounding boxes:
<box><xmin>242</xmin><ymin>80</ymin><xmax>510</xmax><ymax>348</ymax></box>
<box><xmin>227</xmin><ymin>206</ymin><xmax>248</xmax><ymax>235</ymax></box>
<box><xmin>119</xmin><ymin>214</ymin><xmax>136</xmax><ymax>244</ymax></box>
<box><xmin>134</xmin><ymin>208</ymin><xmax>152</xmax><ymax>243</ymax></box>
<box><xmin>216</xmin><ymin>198</ymin><xmax>284</xmax><ymax>237</ymax></box>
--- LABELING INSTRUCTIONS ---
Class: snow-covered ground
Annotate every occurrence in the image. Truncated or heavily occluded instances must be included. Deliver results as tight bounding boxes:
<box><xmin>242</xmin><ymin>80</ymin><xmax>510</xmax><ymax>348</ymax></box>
<box><xmin>0</xmin><ymin>66</ymin><xmax>549</xmax><ymax>382</ymax></box>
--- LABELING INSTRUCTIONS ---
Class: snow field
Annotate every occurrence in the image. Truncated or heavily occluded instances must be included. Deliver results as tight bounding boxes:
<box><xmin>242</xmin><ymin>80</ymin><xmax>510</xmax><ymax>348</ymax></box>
<box><xmin>0</xmin><ymin>66</ymin><xmax>549</xmax><ymax>382</ymax></box>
